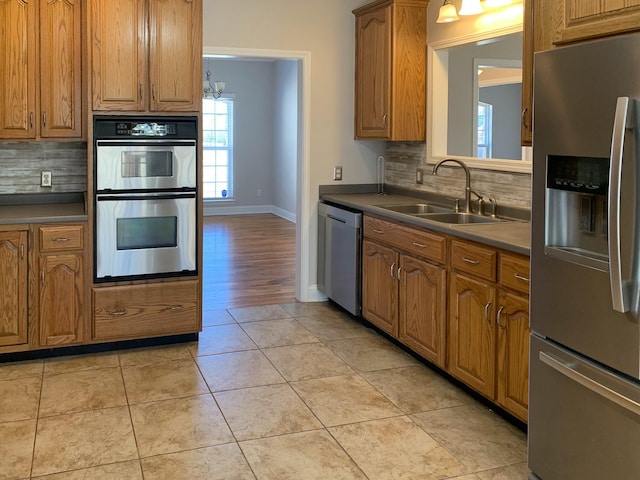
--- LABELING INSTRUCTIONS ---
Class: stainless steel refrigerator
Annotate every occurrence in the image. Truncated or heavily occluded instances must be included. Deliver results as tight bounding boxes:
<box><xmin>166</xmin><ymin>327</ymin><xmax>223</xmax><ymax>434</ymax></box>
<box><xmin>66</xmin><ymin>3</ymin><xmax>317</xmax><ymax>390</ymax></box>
<box><xmin>529</xmin><ymin>33</ymin><xmax>640</xmax><ymax>479</ymax></box>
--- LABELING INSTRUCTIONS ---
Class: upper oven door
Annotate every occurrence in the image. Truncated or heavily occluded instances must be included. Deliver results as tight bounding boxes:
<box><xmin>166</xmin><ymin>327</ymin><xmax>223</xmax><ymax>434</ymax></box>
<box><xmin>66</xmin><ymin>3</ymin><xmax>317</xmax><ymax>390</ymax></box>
<box><xmin>96</xmin><ymin>140</ymin><xmax>196</xmax><ymax>192</ymax></box>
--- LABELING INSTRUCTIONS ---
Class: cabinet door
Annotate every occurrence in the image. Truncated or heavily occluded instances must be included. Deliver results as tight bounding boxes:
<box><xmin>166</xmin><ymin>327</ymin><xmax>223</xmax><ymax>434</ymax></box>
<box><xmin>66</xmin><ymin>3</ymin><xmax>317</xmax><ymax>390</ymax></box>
<box><xmin>0</xmin><ymin>0</ymin><xmax>36</xmax><ymax>139</ymax></box>
<box><xmin>555</xmin><ymin>0</ymin><xmax>640</xmax><ymax>44</ymax></box>
<box><xmin>40</xmin><ymin>253</ymin><xmax>84</xmax><ymax>346</ymax></box>
<box><xmin>148</xmin><ymin>0</ymin><xmax>202</xmax><ymax>111</ymax></box>
<box><xmin>521</xmin><ymin>0</ymin><xmax>533</xmax><ymax>146</ymax></box>
<box><xmin>0</xmin><ymin>231</ymin><xmax>28</xmax><ymax>346</ymax></box>
<box><xmin>40</xmin><ymin>0</ymin><xmax>82</xmax><ymax>137</ymax></box>
<box><xmin>362</xmin><ymin>239</ymin><xmax>398</xmax><ymax>336</ymax></box>
<box><xmin>354</xmin><ymin>5</ymin><xmax>391</xmax><ymax>139</ymax></box>
<box><xmin>448</xmin><ymin>271</ymin><xmax>496</xmax><ymax>398</ymax></box>
<box><xmin>496</xmin><ymin>290</ymin><xmax>530</xmax><ymax>422</ymax></box>
<box><xmin>91</xmin><ymin>0</ymin><xmax>146</xmax><ymax>110</ymax></box>
<box><xmin>398</xmin><ymin>254</ymin><xmax>446</xmax><ymax>368</ymax></box>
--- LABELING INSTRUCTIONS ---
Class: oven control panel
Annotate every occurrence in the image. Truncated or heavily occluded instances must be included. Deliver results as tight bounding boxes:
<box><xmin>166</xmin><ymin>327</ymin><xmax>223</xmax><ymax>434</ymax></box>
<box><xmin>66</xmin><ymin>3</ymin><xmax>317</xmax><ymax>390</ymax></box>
<box><xmin>116</xmin><ymin>122</ymin><xmax>177</xmax><ymax>136</ymax></box>
<box><xmin>94</xmin><ymin>116</ymin><xmax>197</xmax><ymax>140</ymax></box>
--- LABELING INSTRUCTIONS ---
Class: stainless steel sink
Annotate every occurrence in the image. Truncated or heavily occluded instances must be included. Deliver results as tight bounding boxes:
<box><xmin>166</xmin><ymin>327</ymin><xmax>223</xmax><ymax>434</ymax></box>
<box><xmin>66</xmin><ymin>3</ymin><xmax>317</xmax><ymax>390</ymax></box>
<box><xmin>416</xmin><ymin>212</ymin><xmax>507</xmax><ymax>224</ymax></box>
<box><xmin>378</xmin><ymin>203</ymin><xmax>451</xmax><ymax>215</ymax></box>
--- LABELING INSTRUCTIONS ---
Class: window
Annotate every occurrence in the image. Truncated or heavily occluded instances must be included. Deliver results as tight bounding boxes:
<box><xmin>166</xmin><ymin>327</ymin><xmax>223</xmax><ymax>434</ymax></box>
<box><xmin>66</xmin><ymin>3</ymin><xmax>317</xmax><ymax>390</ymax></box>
<box><xmin>476</xmin><ymin>101</ymin><xmax>493</xmax><ymax>159</ymax></box>
<box><xmin>202</xmin><ymin>97</ymin><xmax>234</xmax><ymax>199</ymax></box>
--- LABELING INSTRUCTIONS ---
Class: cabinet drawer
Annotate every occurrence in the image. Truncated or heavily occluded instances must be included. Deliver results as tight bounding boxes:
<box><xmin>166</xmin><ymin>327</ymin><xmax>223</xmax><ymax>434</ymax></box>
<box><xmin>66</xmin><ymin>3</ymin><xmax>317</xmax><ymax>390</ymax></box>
<box><xmin>39</xmin><ymin>225</ymin><xmax>83</xmax><ymax>252</ymax></box>
<box><xmin>499</xmin><ymin>253</ymin><xmax>530</xmax><ymax>295</ymax></box>
<box><xmin>451</xmin><ymin>239</ymin><xmax>497</xmax><ymax>282</ymax></box>
<box><xmin>93</xmin><ymin>280</ymin><xmax>200</xmax><ymax>341</ymax></box>
<box><xmin>364</xmin><ymin>216</ymin><xmax>445</xmax><ymax>263</ymax></box>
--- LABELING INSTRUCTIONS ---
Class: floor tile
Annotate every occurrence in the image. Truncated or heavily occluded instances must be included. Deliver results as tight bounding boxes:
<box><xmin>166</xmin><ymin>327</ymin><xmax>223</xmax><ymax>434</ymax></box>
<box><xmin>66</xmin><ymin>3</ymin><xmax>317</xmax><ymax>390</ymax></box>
<box><xmin>215</xmin><ymin>384</ymin><xmax>322</xmax><ymax>441</ymax></box>
<box><xmin>326</xmin><ymin>335</ymin><xmax>419</xmax><ymax>372</ymax></box>
<box><xmin>39</xmin><ymin>367</ymin><xmax>126</xmax><ymax>417</ymax></box>
<box><xmin>262</xmin><ymin>343</ymin><xmax>354</xmax><ymax>381</ymax></box>
<box><xmin>122</xmin><ymin>359</ymin><xmax>209</xmax><ymax>404</ymax></box>
<box><xmin>43</xmin><ymin>352</ymin><xmax>120</xmax><ymax>376</ymax></box>
<box><xmin>240</xmin><ymin>318</ymin><xmax>318</xmax><ymax>348</ymax></box>
<box><xmin>188</xmin><ymin>324</ymin><xmax>257</xmax><ymax>357</ymax></box>
<box><xmin>31</xmin><ymin>460</ymin><xmax>143</xmax><ymax>479</ymax></box>
<box><xmin>118</xmin><ymin>344</ymin><xmax>193</xmax><ymax>366</ymax></box>
<box><xmin>0</xmin><ymin>359</ymin><xmax>43</xmax><ymax>380</ymax></box>
<box><xmin>361</xmin><ymin>365</ymin><xmax>472</xmax><ymax>414</ymax></box>
<box><xmin>296</xmin><ymin>314</ymin><xmax>374</xmax><ymax>342</ymax></box>
<box><xmin>228</xmin><ymin>304</ymin><xmax>291</xmax><ymax>323</ymax></box>
<box><xmin>329</xmin><ymin>416</ymin><xmax>467</xmax><ymax>480</ymax></box>
<box><xmin>279</xmin><ymin>301</ymin><xmax>341</xmax><ymax>317</ymax></box>
<box><xmin>240</xmin><ymin>430</ymin><xmax>367</xmax><ymax>480</ymax></box>
<box><xmin>130</xmin><ymin>394</ymin><xmax>234</xmax><ymax>458</ymax></box>
<box><xmin>32</xmin><ymin>406</ymin><xmax>138</xmax><ymax>477</ymax></box>
<box><xmin>202</xmin><ymin>309</ymin><xmax>237</xmax><ymax>327</ymax></box>
<box><xmin>0</xmin><ymin>376</ymin><xmax>41</xmax><ymax>422</ymax></box>
<box><xmin>0</xmin><ymin>419</ymin><xmax>36</xmax><ymax>480</ymax></box>
<box><xmin>291</xmin><ymin>374</ymin><xmax>401</xmax><ymax>427</ymax></box>
<box><xmin>196</xmin><ymin>350</ymin><xmax>285</xmax><ymax>392</ymax></box>
<box><xmin>412</xmin><ymin>404</ymin><xmax>527</xmax><ymax>471</ymax></box>
<box><xmin>476</xmin><ymin>462</ymin><xmax>531</xmax><ymax>479</ymax></box>
<box><xmin>141</xmin><ymin>444</ymin><xmax>255</xmax><ymax>480</ymax></box>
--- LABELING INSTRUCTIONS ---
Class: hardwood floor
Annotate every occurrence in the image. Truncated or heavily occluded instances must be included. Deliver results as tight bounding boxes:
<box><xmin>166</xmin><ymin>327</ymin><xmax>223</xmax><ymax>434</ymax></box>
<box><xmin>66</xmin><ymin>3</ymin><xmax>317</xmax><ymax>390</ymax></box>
<box><xmin>202</xmin><ymin>214</ymin><xmax>297</xmax><ymax>311</ymax></box>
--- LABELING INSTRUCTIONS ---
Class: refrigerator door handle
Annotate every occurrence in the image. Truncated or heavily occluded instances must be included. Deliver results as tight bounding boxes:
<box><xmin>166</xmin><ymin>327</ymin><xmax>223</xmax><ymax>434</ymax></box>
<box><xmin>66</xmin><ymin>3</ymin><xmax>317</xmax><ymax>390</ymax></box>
<box><xmin>539</xmin><ymin>351</ymin><xmax>640</xmax><ymax>416</ymax></box>
<box><xmin>608</xmin><ymin>97</ymin><xmax>630</xmax><ymax>313</ymax></box>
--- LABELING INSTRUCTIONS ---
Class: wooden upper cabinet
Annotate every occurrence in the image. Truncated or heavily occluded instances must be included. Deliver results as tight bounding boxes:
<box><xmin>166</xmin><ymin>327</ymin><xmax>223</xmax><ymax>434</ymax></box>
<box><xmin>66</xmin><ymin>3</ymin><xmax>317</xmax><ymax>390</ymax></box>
<box><xmin>0</xmin><ymin>0</ymin><xmax>36</xmax><ymax>139</ymax></box>
<box><xmin>91</xmin><ymin>0</ymin><xmax>202</xmax><ymax>112</ymax></box>
<box><xmin>353</xmin><ymin>0</ymin><xmax>428</xmax><ymax>141</ymax></box>
<box><xmin>40</xmin><ymin>0</ymin><xmax>82</xmax><ymax>137</ymax></box>
<box><xmin>0</xmin><ymin>230</ymin><xmax>28</xmax><ymax>347</ymax></box>
<box><xmin>521</xmin><ymin>0</ymin><xmax>533</xmax><ymax>146</ymax></box>
<box><xmin>555</xmin><ymin>0</ymin><xmax>640</xmax><ymax>44</ymax></box>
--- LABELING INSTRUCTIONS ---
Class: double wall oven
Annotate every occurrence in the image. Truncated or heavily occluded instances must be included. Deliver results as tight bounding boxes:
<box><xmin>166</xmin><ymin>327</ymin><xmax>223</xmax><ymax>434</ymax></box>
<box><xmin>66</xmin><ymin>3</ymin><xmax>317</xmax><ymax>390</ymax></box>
<box><xmin>93</xmin><ymin>116</ymin><xmax>198</xmax><ymax>282</ymax></box>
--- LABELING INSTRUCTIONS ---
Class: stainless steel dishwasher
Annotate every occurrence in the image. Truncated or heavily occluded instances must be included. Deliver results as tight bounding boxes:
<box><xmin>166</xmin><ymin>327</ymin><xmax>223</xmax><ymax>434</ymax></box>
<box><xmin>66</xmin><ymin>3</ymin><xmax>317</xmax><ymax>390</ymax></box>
<box><xmin>318</xmin><ymin>202</ymin><xmax>362</xmax><ymax>316</ymax></box>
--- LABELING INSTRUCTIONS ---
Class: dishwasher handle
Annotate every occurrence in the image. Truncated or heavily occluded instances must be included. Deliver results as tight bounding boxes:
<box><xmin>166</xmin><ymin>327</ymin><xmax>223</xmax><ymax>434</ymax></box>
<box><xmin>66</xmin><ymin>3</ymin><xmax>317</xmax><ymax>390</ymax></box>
<box><xmin>326</xmin><ymin>213</ymin><xmax>347</xmax><ymax>224</ymax></box>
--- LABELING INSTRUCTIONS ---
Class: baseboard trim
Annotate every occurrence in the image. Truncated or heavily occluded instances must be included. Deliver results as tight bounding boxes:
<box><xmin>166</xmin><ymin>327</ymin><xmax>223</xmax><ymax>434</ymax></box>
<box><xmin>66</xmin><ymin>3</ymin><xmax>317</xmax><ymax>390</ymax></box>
<box><xmin>204</xmin><ymin>204</ymin><xmax>296</xmax><ymax>223</ymax></box>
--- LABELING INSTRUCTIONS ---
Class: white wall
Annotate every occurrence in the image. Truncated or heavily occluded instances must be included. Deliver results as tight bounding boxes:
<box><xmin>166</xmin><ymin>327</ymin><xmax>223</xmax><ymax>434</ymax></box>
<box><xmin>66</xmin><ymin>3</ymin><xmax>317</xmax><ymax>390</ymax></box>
<box><xmin>203</xmin><ymin>0</ymin><xmax>385</xmax><ymax>301</ymax></box>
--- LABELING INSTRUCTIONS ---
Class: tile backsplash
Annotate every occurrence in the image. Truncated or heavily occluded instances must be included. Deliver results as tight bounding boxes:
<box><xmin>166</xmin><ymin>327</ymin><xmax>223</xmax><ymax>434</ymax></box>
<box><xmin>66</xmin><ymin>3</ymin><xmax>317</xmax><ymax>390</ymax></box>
<box><xmin>385</xmin><ymin>142</ymin><xmax>532</xmax><ymax>209</ymax></box>
<box><xmin>0</xmin><ymin>142</ymin><xmax>87</xmax><ymax>195</ymax></box>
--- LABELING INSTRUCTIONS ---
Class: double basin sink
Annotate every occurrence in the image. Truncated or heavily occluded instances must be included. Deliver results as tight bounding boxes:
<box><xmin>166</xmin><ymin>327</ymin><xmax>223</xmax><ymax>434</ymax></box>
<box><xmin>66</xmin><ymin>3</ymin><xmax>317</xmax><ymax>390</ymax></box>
<box><xmin>377</xmin><ymin>203</ymin><xmax>508</xmax><ymax>225</ymax></box>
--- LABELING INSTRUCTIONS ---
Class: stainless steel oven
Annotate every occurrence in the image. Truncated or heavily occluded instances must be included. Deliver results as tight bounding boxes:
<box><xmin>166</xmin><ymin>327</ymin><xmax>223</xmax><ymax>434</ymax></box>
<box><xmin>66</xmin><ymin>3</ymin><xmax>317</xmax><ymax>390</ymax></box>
<box><xmin>93</xmin><ymin>116</ymin><xmax>198</xmax><ymax>282</ymax></box>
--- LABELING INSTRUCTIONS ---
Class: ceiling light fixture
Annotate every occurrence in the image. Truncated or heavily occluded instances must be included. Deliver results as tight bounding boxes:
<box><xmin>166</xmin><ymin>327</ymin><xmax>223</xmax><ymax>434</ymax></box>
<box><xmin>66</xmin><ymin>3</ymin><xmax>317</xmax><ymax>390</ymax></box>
<box><xmin>459</xmin><ymin>0</ymin><xmax>484</xmax><ymax>16</ymax></box>
<box><xmin>203</xmin><ymin>70</ymin><xmax>225</xmax><ymax>99</ymax></box>
<box><xmin>436</xmin><ymin>0</ymin><xmax>460</xmax><ymax>23</ymax></box>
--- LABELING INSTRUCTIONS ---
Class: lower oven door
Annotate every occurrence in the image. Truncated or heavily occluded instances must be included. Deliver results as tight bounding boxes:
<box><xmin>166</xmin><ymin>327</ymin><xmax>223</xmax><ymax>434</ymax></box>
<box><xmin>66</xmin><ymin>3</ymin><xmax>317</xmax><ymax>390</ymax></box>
<box><xmin>95</xmin><ymin>192</ymin><xmax>196</xmax><ymax>281</ymax></box>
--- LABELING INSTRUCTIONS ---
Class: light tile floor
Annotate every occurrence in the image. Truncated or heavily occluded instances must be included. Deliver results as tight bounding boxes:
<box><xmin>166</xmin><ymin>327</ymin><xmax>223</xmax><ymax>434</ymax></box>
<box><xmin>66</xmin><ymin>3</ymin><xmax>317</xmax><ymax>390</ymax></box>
<box><xmin>0</xmin><ymin>302</ymin><xmax>529</xmax><ymax>480</ymax></box>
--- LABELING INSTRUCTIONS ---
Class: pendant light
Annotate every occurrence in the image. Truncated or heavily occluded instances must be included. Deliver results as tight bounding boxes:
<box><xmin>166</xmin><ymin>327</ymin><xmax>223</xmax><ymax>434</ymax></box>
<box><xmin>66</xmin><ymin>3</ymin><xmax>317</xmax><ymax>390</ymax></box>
<box><xmin>436</xmin><ymin>0</ymin><xmax>460</xmax><ymax>23</ymax></box>
<box><xmin>459</xmin><ymin>0</ymin><xmax>484</xmax><ymax>15</ymax></box>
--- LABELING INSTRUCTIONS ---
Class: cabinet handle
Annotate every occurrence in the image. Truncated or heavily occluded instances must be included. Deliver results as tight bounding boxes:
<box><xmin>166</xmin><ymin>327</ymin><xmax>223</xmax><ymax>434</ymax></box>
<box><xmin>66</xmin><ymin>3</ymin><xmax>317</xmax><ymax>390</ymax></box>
<box><xmin>20</xmin><ymin>244</ymin><xmax>24</xmax><ymax>259</ymax></box>
<box><xmin>42</xmin><ymin>111</ymin><xmax>47</xmax><ymax>127</ymax></box>
<box><xmin>152</xmin><ymin>84</ymin><xmax>157</xmax><ymax>101</ymax></box>
<box><xmin>164</xmin><ymin>305</ymin><xmax>184</xmax><ymax>312</ymax></box>
<box><xmin>373</xmin><ymin>229</ymin><xmax>384</xmax><ymax>235</ymax></box>
<box><xmin>390</xmin><ymin>262</ymin><xmax>396</xmax><ymax>279</ymax></box>
<box><xmin>497</xmin><ymin>305</ymin><xmax>506</xmax><ymax>328</ymax></box>
<box><xmin>29</xmin><ymin>112</ymin><xmax>34</xmax><ymax>129</ymax></box>
<box><xmin>463</xmin><ymin>257</ymin><xmax>480</xmax><ymax>265</ymax></box>
<box><xmin>53</xmin><ymin>237</ymin><xmax>70</xmax><ymax>242</ymax></box>
<box><xmin>397</xmin><ymin>266</ymin><xmax>402</xmax><ymax>281</ymax></box>
<box><xmin>514</xmin><ymin>273</ymin><xmax>530</xmax><ymax>283</ymax></box>
<box><xmin>521</xmin><ymin>107</ymin><xmax>529</xmax><ymax>129</ymax></box>
<box><xmin>484</xmin><ymin>302</ymin><xmax>492</xmax><ymax>323</ymax></box>
<box><xmin>139</xmin><ymin>83</ymin><xmax>143</xmax><ymax>101</ymax></box>
<box><xmin>106</xmin><ymin>309</ymin><xmax>127</xmax><ymax>317</ymax></box>
<box><xmin>41</xmin><ymin>269</ymin><xmax>45</xmax><ymax>286</ymax></box>
<box><xmin>382</xmin><ymin>114</ymin><xmax>388</xmax><ymax>128</ymax></box>
<box><xmin>412</xmin><ymin>242</ymin><xmax>427</xmax><ymax>248</ymax></box>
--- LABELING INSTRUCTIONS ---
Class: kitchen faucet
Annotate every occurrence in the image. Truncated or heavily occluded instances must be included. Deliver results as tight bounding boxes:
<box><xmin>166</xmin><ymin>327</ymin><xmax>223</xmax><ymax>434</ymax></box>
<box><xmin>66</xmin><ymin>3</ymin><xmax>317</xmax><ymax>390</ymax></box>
<box><xmin>432</xmin><ymin>158</ymin><xmax>482</xmax><ymax>213</ymax></box>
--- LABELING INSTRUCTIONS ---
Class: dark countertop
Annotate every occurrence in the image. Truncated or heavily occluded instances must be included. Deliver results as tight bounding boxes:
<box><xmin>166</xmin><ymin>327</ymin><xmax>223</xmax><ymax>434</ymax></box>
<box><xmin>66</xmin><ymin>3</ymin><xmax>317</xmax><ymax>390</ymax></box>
<box><xmin>320</xmin><ymin>192</ymin><xmax>531</xmax><ymax>256</ymax></box>
<box><xmin>0</xmin><ymin>193</ymin><xmax>87</xmax><ymax>225</ymax></box>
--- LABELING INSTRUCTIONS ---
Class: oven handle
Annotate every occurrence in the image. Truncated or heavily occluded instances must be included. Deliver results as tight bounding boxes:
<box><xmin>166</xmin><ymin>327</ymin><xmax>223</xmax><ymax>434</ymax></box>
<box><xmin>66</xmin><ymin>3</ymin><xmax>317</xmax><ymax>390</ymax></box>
<box><xmin>96</xmin><ymin>192</ymin><xmax>196</xmax><ymax>201</ymax></box>
<box><xmin>96</xmin><ymin>139</ymin><xmax>196</xmax><ymax>147</ymax></box>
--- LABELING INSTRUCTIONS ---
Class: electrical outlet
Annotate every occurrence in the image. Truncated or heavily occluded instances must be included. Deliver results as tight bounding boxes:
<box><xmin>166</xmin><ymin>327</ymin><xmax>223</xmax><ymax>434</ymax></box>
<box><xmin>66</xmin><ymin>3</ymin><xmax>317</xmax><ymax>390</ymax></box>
<box><xmin>333</xmin><ymin>166</ymin><xmax>343</xmax><ymax>181</ymax></box>
<box><xmin>416</xmin><ymin>168</ymin><xmax>424</xmax><ymax>184</ymax></box>
<box><xmin>41</xmin><ymin>171</ymin><xmax>52</xmax><ymax>187</ymax></box>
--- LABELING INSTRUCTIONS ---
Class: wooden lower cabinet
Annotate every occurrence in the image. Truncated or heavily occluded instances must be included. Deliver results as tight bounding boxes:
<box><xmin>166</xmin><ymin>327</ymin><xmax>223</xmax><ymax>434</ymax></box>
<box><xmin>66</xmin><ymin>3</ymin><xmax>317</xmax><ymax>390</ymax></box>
<box><xmin>93</xmin><ymin>280</ymin><xmax>200</xmax><ymax>341</ymax></box>
<box><xmin>448</xmin><ymin>271</ymin><xmax>497</xmax><ymax>398</ymax></box>
<box><xmin>39</xmin><ymin>253</ymin><xmax>84</xmax><ymax>346</ymax></box>
<box><xmin>362</xmin><ymin>239</ymin><xmax>398</xmax><ymax>336</ymax></box>
<box><xmin>0</xmin><ymin>230</ymin><xmax>28</xmax><ymax>346</ymax></box>
<box><xmin>398</xmin><ymin>254</ymin><xmax>446</xmax><ymax>368</ymax></box>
